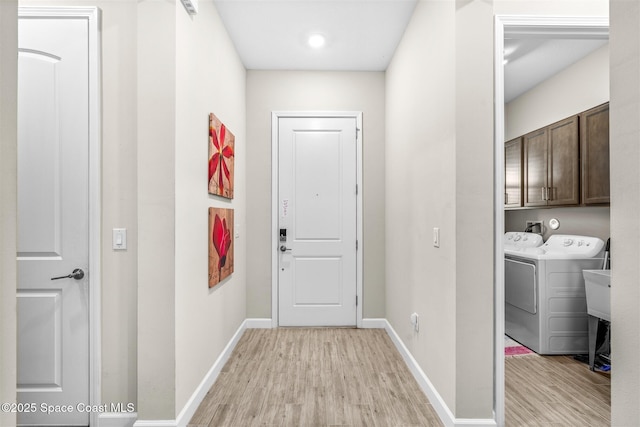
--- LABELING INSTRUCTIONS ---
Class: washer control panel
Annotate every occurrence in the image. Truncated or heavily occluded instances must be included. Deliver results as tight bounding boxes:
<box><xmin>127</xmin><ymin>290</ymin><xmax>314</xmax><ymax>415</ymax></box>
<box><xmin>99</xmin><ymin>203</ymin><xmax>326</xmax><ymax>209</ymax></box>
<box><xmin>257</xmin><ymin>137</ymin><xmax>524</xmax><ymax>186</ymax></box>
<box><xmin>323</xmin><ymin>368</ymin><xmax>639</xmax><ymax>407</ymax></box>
<box><xmin>542</xmin><ymin>234</ymin><xmax>604</xmax><ymax>258</ymax></box>
<box><xmin>504</xmin><ymin>232</ymin><xmax>544</xmax><ymax>249</ymax></box>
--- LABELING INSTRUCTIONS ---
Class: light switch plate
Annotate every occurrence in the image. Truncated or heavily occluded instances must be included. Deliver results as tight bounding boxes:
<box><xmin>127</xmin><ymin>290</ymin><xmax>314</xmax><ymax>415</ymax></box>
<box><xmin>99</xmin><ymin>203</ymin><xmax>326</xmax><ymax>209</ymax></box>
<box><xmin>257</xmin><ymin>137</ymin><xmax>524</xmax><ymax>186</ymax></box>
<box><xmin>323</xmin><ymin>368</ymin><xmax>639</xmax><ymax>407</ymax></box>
<box><xmin>113</xmin><ymin>228</ymin><xmax>127</xmax><ymax>250</ymax></box>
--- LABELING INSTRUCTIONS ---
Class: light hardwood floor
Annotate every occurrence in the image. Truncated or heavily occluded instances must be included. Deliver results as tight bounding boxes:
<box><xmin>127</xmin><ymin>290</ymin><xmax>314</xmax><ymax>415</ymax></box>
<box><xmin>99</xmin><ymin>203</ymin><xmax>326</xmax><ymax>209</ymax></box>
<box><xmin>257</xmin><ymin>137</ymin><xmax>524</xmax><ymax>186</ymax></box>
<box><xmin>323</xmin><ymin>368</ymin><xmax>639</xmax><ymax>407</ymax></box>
<box><xmin>505</xmin><ymin>354</ymin><xmax>610</xmax><ymax>426</ymax></box>
<box><xmin>188</xmin><ymin>328</ymin><xmax>443</xmax><ymax>427</ymax></box>
<box><xmin>188</xmin><ymin>328</ymin><xmax>610</xmax><ymax>426</ymax></box>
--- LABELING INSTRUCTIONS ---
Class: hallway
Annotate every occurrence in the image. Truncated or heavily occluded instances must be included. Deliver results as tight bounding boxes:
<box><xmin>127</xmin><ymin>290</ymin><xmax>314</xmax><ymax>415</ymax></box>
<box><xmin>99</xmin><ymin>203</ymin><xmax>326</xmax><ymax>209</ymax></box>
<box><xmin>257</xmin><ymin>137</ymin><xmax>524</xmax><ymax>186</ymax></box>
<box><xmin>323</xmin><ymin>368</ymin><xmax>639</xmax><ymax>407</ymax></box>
<box><xmin>188</xmin><ymin>328</ymin><xmax>443</xmax><ymax>426</ymax></box>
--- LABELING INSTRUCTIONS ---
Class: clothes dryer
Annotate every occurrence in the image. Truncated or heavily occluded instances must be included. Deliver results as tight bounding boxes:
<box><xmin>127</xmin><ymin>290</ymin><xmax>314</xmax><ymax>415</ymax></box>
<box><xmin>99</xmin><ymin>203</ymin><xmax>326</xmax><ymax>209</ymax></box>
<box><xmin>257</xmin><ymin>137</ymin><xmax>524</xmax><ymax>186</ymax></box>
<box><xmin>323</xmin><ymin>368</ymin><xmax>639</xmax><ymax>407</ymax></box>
<box><xmin>505</xmin><ymin>234</ymin><xmax>604</xmax><ymax>355</ymax></box>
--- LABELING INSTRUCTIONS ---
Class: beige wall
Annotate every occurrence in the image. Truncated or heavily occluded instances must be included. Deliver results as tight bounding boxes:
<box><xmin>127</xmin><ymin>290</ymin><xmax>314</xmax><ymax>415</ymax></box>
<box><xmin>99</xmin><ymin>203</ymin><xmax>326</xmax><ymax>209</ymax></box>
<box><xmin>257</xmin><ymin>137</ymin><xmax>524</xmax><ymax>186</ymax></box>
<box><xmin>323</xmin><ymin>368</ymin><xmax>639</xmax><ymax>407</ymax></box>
<box><xmin>454</xmin><ymin>0</ymin><xmax>496</xmax><ymax>417</ymax></box>
<box><xmin>138</xmin><ymin>0</ymin><xmax>248</xmax><ymax>419</ymax></box>
<box><xmin>505</xmin><ymin>43</ymin><xmax>609</xmax><ymax>141</ymax></box>
<box><xmin>506</xmin><ymin>206</ymin><xmax>610</xmax><ymax>242</ymax></box>
<box><xmin>0</xmin><ymin>2</ymin><xmax>18</xmax><ymax>427</ymax></box>
<box><xmin>386</xmin><ymin>0</ymin><xmax>496</xmax><ymax>418</ymax></box>
<box><xmin>136</xmin><ymin>0</ymin><xmax>177</xmax><ymax>419</ymax></box>
<box><xmin>245</xmin><ymin>71</ymin><xmax>386</xmax><ymax>319</ymax></box>
<box><xmin>100</xmin><ymin>0</ymin><xmax>138</xmax><ymax>408</ymax></box>
<box><xmin>174</xmin><ymin>0</ymin><xmax>247</xmax><ymax>413</ymax></box>
<box><xmin>495</xmin><ymin>0</ymin><xmax>607</xmax><ymax>15</ymax></box>
<box><xmin>386</xmin><ymin>0</ymin><xmax>459</xmax><ymax>414</ymax></box>
<box><xmin>610</xmin><ymin>1</ymin><xmax>640</xmax><ymax>424</ymax></box>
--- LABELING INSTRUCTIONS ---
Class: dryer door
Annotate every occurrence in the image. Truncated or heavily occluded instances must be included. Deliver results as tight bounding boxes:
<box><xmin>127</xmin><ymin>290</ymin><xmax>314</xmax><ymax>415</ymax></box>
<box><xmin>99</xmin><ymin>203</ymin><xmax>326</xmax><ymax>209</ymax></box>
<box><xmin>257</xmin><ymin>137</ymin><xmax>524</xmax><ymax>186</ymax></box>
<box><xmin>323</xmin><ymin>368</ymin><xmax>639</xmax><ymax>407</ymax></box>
<box><xmin>505</xmin><ymin>258</ymin><xmax>537</xmax><ymax>314</ymax></box>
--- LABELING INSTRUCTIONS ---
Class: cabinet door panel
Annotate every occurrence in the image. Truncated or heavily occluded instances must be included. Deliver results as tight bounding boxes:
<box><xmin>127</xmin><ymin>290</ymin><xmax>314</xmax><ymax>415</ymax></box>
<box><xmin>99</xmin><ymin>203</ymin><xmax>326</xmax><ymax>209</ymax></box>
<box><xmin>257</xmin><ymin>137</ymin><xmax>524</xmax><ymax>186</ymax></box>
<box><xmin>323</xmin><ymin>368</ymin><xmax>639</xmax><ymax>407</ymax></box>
<box><xmin>548</xmin><ymin>116</ymin><xmax>580</xmax><ymax>206</ymax></box>
<box><xmin>581</xmin><ymin>103</ymin><xmax>610</xmax><ymax>204</ymax></box>
<box><xmin>505</xmin><ymin>137</ymin><xmax>523</xmax><ymax>208</ymax></box>
<box><xmin>524</xmin><ymin>128</ymin><xmax>548</xmax><ymax>207</ymax></box>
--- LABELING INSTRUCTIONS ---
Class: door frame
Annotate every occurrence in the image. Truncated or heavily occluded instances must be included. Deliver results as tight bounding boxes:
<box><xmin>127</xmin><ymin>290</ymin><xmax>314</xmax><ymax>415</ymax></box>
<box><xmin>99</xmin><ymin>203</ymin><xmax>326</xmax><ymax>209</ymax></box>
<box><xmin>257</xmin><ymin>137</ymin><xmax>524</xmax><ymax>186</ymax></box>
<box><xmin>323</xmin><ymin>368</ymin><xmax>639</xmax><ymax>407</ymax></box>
<box><xmin>18</xmin><ymin>6</ymin><xmax>102</xmax><ymax>426</ymax></box>
<box><xmin>271</xmin><ymin>111</ymin><xmax>363</xmax><ymax>328</ymax></box>
<box><xmin>493</xmin><ymin>15</ymin><xmax>608</xmax><ymax>426</ymax></box>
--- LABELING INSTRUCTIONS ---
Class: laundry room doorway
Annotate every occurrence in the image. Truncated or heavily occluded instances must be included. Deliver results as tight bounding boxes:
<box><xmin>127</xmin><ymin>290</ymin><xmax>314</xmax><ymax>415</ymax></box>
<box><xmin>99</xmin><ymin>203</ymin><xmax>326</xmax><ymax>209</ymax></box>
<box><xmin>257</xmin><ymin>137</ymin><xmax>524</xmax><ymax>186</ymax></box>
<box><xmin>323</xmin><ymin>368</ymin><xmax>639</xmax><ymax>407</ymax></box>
<box><xmin>494</xmin><ymin>15</ymin><xmax>610</xmax><ymax>427</ymax></box>
<box><xmin>17</xmin><ymin>7</ymin><xmax>101</xmax><ymax>426</ymax></box>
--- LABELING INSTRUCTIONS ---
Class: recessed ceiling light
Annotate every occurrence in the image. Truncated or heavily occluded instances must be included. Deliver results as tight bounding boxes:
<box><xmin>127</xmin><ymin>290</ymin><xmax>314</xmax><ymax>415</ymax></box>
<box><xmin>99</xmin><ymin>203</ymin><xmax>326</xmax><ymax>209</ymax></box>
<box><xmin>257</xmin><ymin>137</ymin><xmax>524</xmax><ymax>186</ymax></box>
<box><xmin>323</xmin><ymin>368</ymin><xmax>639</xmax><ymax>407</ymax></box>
<box><xmin>308</xmin><ymin>34</ymin><xmax>326</xmax><ymax>49</ymax></box>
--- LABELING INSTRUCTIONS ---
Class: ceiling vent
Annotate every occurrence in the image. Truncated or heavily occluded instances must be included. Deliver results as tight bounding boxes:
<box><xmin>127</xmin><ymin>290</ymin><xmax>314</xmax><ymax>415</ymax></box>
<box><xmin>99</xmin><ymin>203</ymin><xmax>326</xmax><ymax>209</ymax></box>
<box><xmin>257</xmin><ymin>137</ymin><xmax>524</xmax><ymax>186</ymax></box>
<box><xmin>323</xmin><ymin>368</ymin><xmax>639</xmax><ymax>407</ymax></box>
<box><xmin>181</xmin><ymin>0</ymin><xmax>198</xmax><ymax>15</ymax></box>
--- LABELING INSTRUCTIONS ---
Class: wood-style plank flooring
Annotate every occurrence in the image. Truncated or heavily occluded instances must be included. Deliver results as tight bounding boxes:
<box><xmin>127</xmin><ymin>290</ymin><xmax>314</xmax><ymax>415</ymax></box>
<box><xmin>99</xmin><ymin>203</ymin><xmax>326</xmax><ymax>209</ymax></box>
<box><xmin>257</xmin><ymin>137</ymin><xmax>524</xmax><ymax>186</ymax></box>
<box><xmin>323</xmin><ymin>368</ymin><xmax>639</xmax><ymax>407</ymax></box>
<box><xmin>188</xmin><ymin>328</ymin><xmax>443</xmax><ymax>427</ymax></box>
<box><xmin>188</xmin><ymin>328</ymin><xmax>611</xmax><ymax>426</ymax></box>
<box><xmin>505</xmin><ymin>354</ymin><xmax>611</xmax><ymax>426</ymax></box>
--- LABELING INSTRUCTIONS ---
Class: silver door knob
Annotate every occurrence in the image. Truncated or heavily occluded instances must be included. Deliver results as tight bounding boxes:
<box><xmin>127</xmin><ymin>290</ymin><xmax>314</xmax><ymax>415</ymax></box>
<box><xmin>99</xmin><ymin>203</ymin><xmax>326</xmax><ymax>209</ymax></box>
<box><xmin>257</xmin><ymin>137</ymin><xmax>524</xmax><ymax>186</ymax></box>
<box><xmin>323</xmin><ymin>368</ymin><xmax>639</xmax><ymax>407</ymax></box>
<box><xmin>280</xmin><ymin>245</ymin><xmax>292</xmax><ymax>252</ymax></box>
<box><xmin>51</xmin><ymin>268</ymin><xmax>85</xmax><ymax>281</ymax></box>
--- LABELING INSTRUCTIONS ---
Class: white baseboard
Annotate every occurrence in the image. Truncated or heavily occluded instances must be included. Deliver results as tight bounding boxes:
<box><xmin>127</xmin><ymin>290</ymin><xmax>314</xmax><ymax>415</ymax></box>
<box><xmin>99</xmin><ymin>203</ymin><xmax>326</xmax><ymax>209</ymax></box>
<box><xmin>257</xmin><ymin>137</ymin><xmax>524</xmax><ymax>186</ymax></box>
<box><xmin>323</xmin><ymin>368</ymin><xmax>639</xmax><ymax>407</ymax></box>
<box><xmin>131</xmin><ymin>420</ymin><xmax>175</xmax><ymax>427</ymax></box>
<box><xmin>245</xmin><ymin>318</ymin><xmax>274</xmax><ymax>328</ymax></box>
<box><xmin>361</xmin><ymin>318</ymin><xmax>387</xmax><ymax>328</ymax></box>
<box><xmin>382</xmin><ymin>319</ymin><xmax>496</xmax><ymax>427</ymax></box>
<box><xmin>455</xmin><ymin>419</ymin><xmax>498</xmax><ymax>426</ymax></box>
<box><xmin>133</xmin><ymin>319</ymin><xmax>249</xmax><ymax>427</ymax></box>
<box><xmin>98</xmin><ymin>412</ymin><xmax>137</xmax><ymax>427</ymax></box>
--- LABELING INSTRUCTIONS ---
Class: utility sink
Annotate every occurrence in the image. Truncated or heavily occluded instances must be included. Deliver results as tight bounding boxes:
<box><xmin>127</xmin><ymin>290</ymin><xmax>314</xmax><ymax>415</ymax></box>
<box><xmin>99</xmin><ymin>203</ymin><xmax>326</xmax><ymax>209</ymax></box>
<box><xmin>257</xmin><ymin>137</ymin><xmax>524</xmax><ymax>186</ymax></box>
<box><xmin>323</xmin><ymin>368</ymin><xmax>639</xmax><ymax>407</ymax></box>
<box><xmin>583</xmin><ymin>270</ymin><xmax>611</xmax><ymax>322</ymax></box>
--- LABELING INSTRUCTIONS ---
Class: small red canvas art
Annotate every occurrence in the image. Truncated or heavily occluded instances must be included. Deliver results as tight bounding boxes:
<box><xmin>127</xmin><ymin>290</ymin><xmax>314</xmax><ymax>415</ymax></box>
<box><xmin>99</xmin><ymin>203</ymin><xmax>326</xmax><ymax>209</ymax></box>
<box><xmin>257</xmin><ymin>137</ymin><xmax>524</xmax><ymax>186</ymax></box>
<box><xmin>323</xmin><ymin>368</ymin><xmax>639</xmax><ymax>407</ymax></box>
<box><xmin>208</xmin><ymin>208</ymin><xmax>234</xmax><ymax>288</ymax></box>
<box><xmin>208</xmin><ymin>113</ymin><xmax>235</xmax><ymax>199</ymax></box>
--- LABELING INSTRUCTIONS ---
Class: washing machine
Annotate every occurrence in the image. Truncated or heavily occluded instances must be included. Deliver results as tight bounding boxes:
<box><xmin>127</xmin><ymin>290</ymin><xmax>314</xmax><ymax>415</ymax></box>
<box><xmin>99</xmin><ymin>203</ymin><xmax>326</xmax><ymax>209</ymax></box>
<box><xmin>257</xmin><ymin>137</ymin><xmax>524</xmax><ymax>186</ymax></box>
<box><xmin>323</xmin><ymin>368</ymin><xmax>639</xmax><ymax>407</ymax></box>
<box><xmin>504</xmin><ymin>231</ymin><xmax>544</xmax><ymax>252</ymax></box>
<box><xmin>505</xmin><ymin>234</ymin><xmax>604</xmax><ymax>355</ymax></box>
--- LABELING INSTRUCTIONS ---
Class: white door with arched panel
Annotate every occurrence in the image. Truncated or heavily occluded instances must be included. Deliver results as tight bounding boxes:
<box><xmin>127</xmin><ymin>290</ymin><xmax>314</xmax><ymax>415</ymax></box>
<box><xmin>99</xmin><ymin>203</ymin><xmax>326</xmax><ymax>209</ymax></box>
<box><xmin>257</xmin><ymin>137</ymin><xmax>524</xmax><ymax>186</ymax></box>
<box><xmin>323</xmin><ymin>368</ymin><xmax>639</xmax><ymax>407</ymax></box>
<box><xmin>17</xmin><ymin>13</ymin><xmax>91</xmax><ymax>426</ymax></box>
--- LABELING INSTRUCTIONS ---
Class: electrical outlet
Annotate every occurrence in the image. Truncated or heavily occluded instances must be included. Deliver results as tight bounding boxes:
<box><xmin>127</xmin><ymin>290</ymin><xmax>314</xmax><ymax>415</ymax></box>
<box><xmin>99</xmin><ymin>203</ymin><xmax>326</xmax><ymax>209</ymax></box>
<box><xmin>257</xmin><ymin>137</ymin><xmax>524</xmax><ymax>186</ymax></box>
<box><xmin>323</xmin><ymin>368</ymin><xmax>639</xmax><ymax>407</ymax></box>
<box><xmin>526</xmin><ymin>220</ymin><xmax>544</xmax><ymax>234</ymax></box>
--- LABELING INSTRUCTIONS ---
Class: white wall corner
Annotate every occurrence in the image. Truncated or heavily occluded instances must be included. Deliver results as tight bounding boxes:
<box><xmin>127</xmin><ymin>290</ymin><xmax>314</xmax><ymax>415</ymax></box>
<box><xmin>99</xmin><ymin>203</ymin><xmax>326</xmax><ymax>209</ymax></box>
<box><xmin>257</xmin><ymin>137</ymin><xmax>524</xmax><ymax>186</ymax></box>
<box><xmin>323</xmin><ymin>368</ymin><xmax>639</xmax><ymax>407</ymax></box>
<box><xmin>453</xmin><ymin>418</ymin><xmax>499</xmax><ymax>427</ymax></box>
<box><xmin>245</xmin><ymin>318</ymin><xmax>274</xmax><ymax>329</ymax></box>
<box><xmin>382</xmin><ymin>320</ymin><xmax>496</xmax><ymax>427</ymax></box>
<box><xmin>361</xmin><ymin>318</ymin><xmax>387</xmax><ymax>328</ymax></box>
<box><xmin>134</xmin><ymin>320</ymin><xmax>248</xmax><ymax>427</ymax></box>
<box><xmin>132</xmin><ymin>420</ymin><xmax>176</xmax><ymax>427</ymax></box>
<box><xmin>98</xmin><ymin>412</ymin><xmax>137</xmax><ymax>427</ymax></box>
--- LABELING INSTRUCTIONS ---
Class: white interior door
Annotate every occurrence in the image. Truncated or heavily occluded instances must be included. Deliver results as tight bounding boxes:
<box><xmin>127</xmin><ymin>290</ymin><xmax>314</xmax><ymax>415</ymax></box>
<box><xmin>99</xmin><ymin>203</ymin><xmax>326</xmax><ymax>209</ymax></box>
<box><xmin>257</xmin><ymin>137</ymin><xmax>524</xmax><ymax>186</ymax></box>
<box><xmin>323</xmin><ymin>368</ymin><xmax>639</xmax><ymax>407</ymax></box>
<box><xmin>17</xmin><ymin>15</ymin><xmax>90</xmax><ymax>426</ymax></box>
<box><xmin>278</xmin><ymin>117</ymin><xmax>357</xmax><ymax>326</ymax></box>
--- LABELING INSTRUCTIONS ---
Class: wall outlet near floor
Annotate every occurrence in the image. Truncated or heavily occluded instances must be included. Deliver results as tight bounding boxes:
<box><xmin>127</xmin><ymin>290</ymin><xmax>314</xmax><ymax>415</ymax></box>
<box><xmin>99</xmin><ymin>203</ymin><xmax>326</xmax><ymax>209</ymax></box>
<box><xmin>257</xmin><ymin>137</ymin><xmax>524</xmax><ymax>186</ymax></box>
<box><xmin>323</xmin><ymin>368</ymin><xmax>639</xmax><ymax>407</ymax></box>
<box><xmin>410</xmin><ymin>312</ymin><xmax>419</xmax><ymax>332</ymax></box>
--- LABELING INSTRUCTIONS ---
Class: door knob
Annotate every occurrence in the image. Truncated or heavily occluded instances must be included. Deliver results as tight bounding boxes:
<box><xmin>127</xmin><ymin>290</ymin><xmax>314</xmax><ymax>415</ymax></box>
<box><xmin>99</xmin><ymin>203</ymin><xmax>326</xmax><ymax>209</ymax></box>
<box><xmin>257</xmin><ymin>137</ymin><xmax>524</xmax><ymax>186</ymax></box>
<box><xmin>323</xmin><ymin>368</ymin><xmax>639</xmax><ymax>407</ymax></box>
<box><xmin>280</xmin><ymin>245</ymin><xmax>292</xmax><ymax>252</ymax></box>
<box><xmin>51</xmin><ymin>268</ymin><xmax>85</xmax><ymax>281</ymax></box>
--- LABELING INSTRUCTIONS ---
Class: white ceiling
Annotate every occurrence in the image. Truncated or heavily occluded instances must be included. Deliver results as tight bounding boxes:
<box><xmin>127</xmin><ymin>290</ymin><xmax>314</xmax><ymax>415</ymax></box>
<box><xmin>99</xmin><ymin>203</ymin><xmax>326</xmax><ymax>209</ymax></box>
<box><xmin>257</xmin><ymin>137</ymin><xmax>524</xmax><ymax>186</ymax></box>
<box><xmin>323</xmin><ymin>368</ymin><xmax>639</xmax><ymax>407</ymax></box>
<box><xmin>211</xmin><ymin>0</ymin><xmax>607</xmax><ymax>101</ymax></box>
<box><xmin>504</xmin><ymin>37</ymin><xmax>608</xmax><ymax>102</ymax></box>
<box><xmin>212</xmin><ymin>0</ymin><xmax>417</xmax><ymax>71</ymax></box>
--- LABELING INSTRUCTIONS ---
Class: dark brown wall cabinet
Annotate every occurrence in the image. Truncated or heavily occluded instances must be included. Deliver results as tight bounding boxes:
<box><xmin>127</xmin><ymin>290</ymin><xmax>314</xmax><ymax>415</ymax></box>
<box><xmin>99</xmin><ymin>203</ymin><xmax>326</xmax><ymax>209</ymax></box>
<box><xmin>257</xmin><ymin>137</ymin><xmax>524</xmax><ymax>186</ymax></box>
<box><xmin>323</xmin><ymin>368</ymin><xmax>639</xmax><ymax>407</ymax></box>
<box><xmin>523</xmin><ymin>116</ymin><xmax>580</xmax><ymax>207</ymax></box>
<box><xmin>505</xmin><ymin>137</ymin><xmax>523</xmax><ymax>208</ymax></box>
<box><xmin>580</xmin><ymin>103</ymin><xmax>610</xmax><ymax>204</ymax></box>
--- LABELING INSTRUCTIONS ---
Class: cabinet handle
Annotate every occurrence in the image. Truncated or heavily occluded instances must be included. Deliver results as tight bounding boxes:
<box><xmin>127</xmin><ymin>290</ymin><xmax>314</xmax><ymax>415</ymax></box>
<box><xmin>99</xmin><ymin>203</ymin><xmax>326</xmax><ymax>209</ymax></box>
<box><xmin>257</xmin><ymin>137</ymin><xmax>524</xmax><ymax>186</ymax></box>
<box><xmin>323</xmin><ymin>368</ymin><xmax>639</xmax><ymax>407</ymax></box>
<box><xmin>505</xmin><ymin>193</ymin><xmax>508</xmax><ymax>204</ymax></box>
<box><xmin>541</xmin><ymin>187</ymin><xmax>546</xmax><ymax>201</ymax></box>
<box><xmin>548</xmin><ymin>187</ymin><xmax>552</xmax><ymax>201</ymax></box>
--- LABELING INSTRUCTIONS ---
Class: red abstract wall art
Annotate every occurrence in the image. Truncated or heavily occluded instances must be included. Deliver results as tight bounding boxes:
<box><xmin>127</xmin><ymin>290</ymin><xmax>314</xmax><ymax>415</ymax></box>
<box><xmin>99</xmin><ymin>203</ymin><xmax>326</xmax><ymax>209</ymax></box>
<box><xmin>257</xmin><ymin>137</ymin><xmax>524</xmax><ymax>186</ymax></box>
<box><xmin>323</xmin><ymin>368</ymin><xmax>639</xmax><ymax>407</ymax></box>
<box><xmin>208</xmin><ymin>113</ymin><xmax>235</xmax><ymax>199</ymax></box>
<box><xmin>208</xmin><ymin>207</ymin><xmax>234</xmax><ymax>288</ymax></box>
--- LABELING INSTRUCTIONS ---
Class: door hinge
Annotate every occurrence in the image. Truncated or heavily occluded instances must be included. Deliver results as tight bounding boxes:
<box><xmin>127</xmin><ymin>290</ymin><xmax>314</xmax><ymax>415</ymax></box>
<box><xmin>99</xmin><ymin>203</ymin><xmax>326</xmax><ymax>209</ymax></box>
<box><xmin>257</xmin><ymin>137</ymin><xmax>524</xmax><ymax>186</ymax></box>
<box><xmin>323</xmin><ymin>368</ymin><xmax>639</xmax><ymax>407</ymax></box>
<box><xmin>356</xmin><ymin>240</ymin><xmax>359</xmax><ymax>250</ymax></box>
<box><xmin>356</xmin><ymin>295</ymin><xmax>358</xmax><ymax>306</ymax></box>
<box><xmin>356</xmin><ymin>184</ymin><xmax>358</xmax><ymax>195</ymax></box>
<box><xmin>356</xmin><ymin>127</ymin><xmax>360</xmax><ymax>139</ymax></box>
